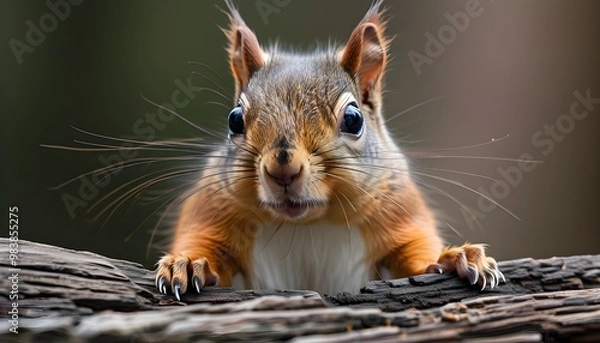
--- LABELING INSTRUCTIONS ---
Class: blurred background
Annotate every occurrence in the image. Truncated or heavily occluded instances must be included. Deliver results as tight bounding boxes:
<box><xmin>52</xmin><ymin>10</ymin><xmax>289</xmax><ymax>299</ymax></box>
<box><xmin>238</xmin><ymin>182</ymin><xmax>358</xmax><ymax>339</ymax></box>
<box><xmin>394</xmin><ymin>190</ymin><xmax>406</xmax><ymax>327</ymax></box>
<box><xmin>1</xmin><ymin>0</ymin><xmax>599</xmax><ymax>269</ymax></box>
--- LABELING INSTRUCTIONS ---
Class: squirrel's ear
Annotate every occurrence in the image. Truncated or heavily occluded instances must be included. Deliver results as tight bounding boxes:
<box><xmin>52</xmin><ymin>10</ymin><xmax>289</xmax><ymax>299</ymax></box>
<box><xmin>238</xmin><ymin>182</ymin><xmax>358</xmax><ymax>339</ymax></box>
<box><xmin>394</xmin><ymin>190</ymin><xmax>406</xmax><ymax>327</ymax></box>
<box><xmin>224</xmin><ymin>1</ymin><xmax>265</xmax><ymax>97</ymax></box>
<box><xmin>339</xmin><ymin>1</ymin><xmax>388</xmax><ymax>107</ymax></box>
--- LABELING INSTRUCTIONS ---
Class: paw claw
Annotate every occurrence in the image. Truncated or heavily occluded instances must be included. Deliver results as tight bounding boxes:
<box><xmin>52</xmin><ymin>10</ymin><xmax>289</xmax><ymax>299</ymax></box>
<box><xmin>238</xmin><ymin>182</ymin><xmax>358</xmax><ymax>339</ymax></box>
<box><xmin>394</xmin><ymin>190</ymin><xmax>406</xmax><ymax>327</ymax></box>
<box><xmin>497</xmin><ymin>270</ymin><xmax>506</xmax><ymax>284</ymax></box>
<box><xmin>466</xmin><ymin>265</ymin><xmax>479</xmax><ymax>285</ymax></box>
<box><xmin>425</xmin><ymin>263</ymin><xmax>444</xmax><ymax>274</ymax></box>
<box><xmin>487</xmin><ymin>268</ymin><xmax>500</xmax><ymax>289</ymax></box>
<box><xmin>173</xmin><ymin>283</ymin><xmax>181</xmax><ymax>301</ymax></box>
<box><xmin>155</xmin><ymin>254</ymin><xmax>218</xmax><ymax>300</ymax></box>
<box><xmin>490</xmin><ymin>277</ymin><xmax>496</xmax><ymax>289</ymax></box>
<box><xmin>157</xmin><ymin>276</ymin><xmax>167</xmax><ymax>294</ymax></box>
<box><xmin>480</xmin><ymin>276</ymin><xmax>487</xmax><ymax>291</ymax></box>
<box><xmin>433</xmin><ymin>243</ymin><xmax>503</xmax><ymax>291</ymax></box>
<box><xmin>192</xmin><ymin>276</ymin><xmax>201</xmax><ymax>294</ymax></box>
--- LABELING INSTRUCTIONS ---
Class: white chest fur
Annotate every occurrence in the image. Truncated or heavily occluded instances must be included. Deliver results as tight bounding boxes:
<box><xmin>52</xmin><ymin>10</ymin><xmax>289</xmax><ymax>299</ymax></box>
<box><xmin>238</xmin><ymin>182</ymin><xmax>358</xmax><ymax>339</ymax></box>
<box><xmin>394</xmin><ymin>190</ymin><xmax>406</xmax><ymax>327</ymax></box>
<box><xmin>245</xmin><ymin>221</ymin><xmax>372</xmax><ymax>295</ymax></box>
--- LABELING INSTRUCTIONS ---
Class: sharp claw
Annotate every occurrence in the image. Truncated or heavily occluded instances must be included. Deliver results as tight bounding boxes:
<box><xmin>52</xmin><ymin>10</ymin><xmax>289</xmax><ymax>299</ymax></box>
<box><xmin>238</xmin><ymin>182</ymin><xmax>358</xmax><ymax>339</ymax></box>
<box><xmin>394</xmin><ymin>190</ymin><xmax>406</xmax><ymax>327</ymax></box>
<box><xmin>426</xmin><ymin>263</ymin><xmax>444</xmax><ymax>274</ymax></box>
<box><xmin>497</xmin><ymin>270</ymin><xmax>506</xmax><ymax>283</ymax></box>
<box><xmin>157</xmin><ymin>276</ymin><xmax>166</xmax><ymax>294</ymax></box>
<box><xmin>466</xmin><ymin>265</ymin><xmax>479</xmax><ymax>285</ymax></box>
<box><xmin>480</xmin><ymin>275</ymin><xmax>487</xmax><ymax>291</ymax></box>
<box><xmin>162</xmin><ymin>284</ymin><xmax>167</xmax><ymax>295</ymax></box>
<box><xmin>491</xmin><ymin>270</ymin><xmax>499</xmax><ymax>288</ymax></box>
<box><xmin>173</xmin><ymin>283</ymin><xmax>181</xmax><ymax>301</ymax></box>
<box><xmin>490</xmin><ymin>273</ymin><xmax>497</xmax><ymax>289</ymax></box>
<box><xmin>192</xmin><ymin>276</ymin><xmax>201</xmax><ymax>294</ymax></box>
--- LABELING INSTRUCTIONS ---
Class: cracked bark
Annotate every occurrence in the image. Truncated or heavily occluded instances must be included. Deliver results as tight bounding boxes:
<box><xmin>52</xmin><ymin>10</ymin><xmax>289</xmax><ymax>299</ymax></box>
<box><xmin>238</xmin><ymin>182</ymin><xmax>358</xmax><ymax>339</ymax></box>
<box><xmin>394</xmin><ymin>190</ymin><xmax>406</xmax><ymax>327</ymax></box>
<box><xmin>1</xmin><ymin>238</ymin><xmax>599</xmax><ymax>342</ymax></box>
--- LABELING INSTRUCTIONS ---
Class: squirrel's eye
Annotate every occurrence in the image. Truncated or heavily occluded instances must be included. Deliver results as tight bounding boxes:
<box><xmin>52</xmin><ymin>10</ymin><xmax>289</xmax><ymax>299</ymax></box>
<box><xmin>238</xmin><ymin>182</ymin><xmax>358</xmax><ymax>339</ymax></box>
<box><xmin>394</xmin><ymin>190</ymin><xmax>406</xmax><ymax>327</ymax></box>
<box><xmin>228</xmin><ymin>106</ymin><xmax>244</xmax><ymax>135</ymax></box>
<box><xmin>340</xmin><ymin>102</ymin><xmax>364</xmax><ymax>137</ymax></box>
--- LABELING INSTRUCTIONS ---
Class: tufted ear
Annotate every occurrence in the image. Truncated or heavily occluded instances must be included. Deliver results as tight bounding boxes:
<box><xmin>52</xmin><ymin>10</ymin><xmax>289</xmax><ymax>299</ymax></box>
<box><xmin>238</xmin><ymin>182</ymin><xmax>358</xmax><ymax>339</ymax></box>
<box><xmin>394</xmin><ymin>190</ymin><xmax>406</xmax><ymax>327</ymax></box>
<box><xmin>224</xmin><ymin>1</ymin><xmax>266</xmax><ymax>98</ymax></box>
<box><xmin>339</xmin><ymin>0</ymin><xmax>389</xmax><ymax>108</ymax></box>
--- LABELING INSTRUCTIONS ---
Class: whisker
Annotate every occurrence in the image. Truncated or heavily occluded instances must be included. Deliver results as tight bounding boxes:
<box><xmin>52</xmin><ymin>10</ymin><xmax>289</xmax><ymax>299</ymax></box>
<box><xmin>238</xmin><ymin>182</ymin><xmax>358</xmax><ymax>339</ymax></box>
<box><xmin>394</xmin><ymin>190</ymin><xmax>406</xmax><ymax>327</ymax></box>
<box><xmin>203</xmin><ymin>175</ymin><xmax>260</xmax><ymax>225</ymax></box>
<box><xmin>412</xmin><ymin>178</ymin><xmax>476</xmax><ymax>236</ymax></box>
<box><xmin>187</xmin><ymin>61</ymin><xmax>231</xmax><ymax>93</ymax></box>
<box><xmin>414</xmin><ymin>166</ymin><xmax>498</xmax><ymax>183</ymax></box>
<box><xmin>412</xmin><ymin>171</ymin><xmax>520</xmax><ymax>221</ymax></box>
<box><xmin>440</xmin><ymin>220</ymin><xmax>463</xmax><ymax>239</ymax></box>
<box><xmin>313</xmin><ymin>145</ymin><xmax>341</xmax><ymax>158</ymax></box>
<box><xmin>384</xmin><ymin>95</ymin><xmax>447</xmax><ymax>123</ymax></box>
<box><xmin>187</xmin><ymin>78</ymin><xmax>232</xmax><ymax>103</ymax></box>
<box><xmin>72</xmin><ymin>139</ymin><xmax>215</xmax><ymax>153</ymax></box>
<box><xmin>326</xmin><ymin>158</ymin><xmax>494</xmax><ymax>233</ymax></box>
<box><xmin>281</xmin><ymin>225</ymin><xmax>297</xmax><ymax>262</ymax></box>
<box><xmin>93</xmin><ymin>168</ymin><xmax>199</xmax><ymax>224</ymax></box>
<box><xmin>124</xmin><ymin>181</ymin><xmax>191</xmax><ymax>243</ymax></box>
<box><xmin>322</xmin><ymin>170</ymin><xmax>411</xmax><ymax>217</ymax></box>
<box><xmin>404</xmin><ymin>134</ymin><xmax>510</xmax><ymax>153</ymax></box>
<box><xmin>261</xmin><ymin>221</ymin><xmax>285</xmax><ymax>253</ymax></box>
<box><xmin>145</xmin><ymin>182</ymin><xmax>215</xmax><ymax>259</ymax></box>
<box><xmin>410</xmin><ymin>154</ymin><xmax>543</xmax><ymax>164</ymax></box>
<box><xmin>48</xmin><ymin>156</ymin><xmax>200</xmax><ymax>190</ymax></box>
<box><xmin>40</xmin><ymin>144</ymin><xmax>120</xmax><ymax>153</ymax></box>
<box><xmin>204</xmin><ymin>101</ymin><xmax>230</xmax><ymax>110</ymax></box>
<box><xmin>324</xmin><ymin>161</ymin><xmax>486</xmax><ymax>230</ymax></box>
<box><xmin>229</xmin><ymin>138</ymin><xmax>261</xmax><ymax>158</ymax></box>
<box><xmin>69</xmin><ymin>125</ymin><xmax>225</xmax><ymax>148</ymax></box>
<box><xmin>332</xmin><ymin>190</ymin><xmax>351</xmax><ymax>231</ymax></box>
<box><xmin>69</xmin><ymin>140</ymin><xmax>256</xmax><ymax>166</ymax></box>
<box><xmin>49</xmin><ymin>153</ymin><xmax>252</xmax><ymax>190</ymax></box>
<box><xmin>92</xmin><ymin>164</ymin><xmax>254</xmax><ymax>221</ymax></box>
<box><xmin>140</xmin><ymin>95</ymin><xmax>224</xmax><ymax>140</ymax></box>
<box><xmin>71</xmin><ymin>141</ymin><xmax>202</xmax><ymax>155</ymax></box>
<box><xmin>190</xmin><ymin>70</ymin><xmax>231</xmax><ymax>97</ymax></box>
<box><xmin>338</xmin><ymin>190</ymin><xmax>357</xmax><ymax>213</ymax></box>
<box><xmin>323</xmin><ymin>152</ymin><xmax>406</xmax><ymax>162</ymax></box>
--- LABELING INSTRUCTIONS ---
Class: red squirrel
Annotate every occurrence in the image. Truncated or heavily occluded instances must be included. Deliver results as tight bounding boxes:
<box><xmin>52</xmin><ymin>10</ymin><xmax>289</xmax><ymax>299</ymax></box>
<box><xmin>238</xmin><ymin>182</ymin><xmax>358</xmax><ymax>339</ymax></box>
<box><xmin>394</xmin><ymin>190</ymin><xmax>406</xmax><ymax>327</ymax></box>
<box><xmin>155</xmin><ymin>0</ymin><xmax>504</xmax><ymax>299</ymax></box>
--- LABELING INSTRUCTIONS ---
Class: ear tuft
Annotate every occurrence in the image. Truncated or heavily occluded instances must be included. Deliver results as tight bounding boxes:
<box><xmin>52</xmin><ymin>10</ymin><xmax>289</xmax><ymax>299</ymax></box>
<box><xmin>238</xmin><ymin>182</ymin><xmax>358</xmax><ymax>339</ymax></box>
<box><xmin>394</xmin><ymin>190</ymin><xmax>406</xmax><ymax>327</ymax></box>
<box><xmin>339</xmin><ymin>0</ymin><xmax>390</xmax><ymax>107</ymax></box>
<box><xmin>222</xmin><ymin>0</ymin><xmax>265</xmax><ymax>98</ymax></box>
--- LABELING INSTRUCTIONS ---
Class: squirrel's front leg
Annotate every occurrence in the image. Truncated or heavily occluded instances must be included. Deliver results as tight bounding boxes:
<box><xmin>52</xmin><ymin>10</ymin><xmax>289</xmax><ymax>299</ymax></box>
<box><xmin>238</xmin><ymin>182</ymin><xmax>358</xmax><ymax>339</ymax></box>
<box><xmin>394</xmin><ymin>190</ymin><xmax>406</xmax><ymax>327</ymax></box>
<box><xmin>384</xmin><ymin>223</ymin><xmax>504</xmax><ymax>289</ymax></box>
<box><xmin>155</xmin><ymin>227</ymin><xmax>231</xmax><ymax>300</ymax></box>
<box><xmin>155</xmin><ymin>195</ymin><xmax>247</xmax><ymax>300</ymax></box>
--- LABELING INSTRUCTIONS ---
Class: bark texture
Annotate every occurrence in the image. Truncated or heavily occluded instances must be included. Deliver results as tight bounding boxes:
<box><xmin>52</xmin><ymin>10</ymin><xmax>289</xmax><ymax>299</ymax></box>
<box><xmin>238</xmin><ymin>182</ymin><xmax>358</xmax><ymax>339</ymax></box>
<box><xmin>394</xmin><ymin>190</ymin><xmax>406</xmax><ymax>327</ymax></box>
<box><xmin>1</xmin><ymin>238</ymin><xmax>599</xmax><ymax>342</ymax></box>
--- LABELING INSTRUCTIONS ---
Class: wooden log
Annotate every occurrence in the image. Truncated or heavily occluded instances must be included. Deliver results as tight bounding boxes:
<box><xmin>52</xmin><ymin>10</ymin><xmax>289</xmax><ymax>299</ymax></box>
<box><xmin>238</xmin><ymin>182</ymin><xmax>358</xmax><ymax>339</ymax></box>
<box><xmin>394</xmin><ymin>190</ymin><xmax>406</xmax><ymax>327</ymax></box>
<box><xmin>0</xmin><ymin>238</ymin><xmax>599</xmax><ymax>342</ymax></box>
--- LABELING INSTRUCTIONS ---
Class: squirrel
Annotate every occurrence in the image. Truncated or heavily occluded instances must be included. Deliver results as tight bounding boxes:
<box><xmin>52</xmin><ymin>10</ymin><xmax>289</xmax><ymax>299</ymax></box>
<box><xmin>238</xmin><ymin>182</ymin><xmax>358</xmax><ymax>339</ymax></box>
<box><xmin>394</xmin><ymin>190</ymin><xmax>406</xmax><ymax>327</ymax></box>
<box><xmin>155</xmin><ymin>0</ymin><xmax>504</xmax><ymax>299</ymax></box>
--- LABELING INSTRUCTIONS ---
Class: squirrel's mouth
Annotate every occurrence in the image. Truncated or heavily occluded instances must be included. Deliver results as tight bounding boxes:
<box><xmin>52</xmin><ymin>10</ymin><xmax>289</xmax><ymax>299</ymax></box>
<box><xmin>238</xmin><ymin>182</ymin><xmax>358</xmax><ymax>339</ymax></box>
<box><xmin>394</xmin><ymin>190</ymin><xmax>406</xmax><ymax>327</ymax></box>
<box><xmin>268</xmin><ymin>199</ymin><xmax>325</xmax><ymax>219</ymax></box>
<box><xmin>277</xmin><ymin>201</ymin><xmax>309</xmax><ymax>218</ymax></box>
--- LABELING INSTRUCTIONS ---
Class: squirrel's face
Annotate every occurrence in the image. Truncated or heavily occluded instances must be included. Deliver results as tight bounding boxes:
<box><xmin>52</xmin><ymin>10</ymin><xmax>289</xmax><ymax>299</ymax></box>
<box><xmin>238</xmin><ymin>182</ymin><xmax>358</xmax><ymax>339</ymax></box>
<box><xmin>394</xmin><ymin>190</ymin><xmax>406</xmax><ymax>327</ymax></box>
<box><xmin>223</xmin><ymin>2</ymin><xmax>393</xmax><ymax>223</ymax></box>
<box><xmin>229</xmin><ymin>55</ymin><xmax>371</xmax><ymax>222</ymax></box>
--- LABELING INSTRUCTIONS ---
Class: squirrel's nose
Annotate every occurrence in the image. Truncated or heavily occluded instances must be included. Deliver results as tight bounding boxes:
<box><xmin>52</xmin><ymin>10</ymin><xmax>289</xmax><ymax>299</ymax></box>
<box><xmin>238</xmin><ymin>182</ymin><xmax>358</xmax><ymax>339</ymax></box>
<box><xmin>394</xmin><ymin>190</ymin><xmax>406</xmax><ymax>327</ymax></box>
<box><xmin>264</xmin><ymin>149</ymin><xmax>303</xmax><ymax>187</ymax></box>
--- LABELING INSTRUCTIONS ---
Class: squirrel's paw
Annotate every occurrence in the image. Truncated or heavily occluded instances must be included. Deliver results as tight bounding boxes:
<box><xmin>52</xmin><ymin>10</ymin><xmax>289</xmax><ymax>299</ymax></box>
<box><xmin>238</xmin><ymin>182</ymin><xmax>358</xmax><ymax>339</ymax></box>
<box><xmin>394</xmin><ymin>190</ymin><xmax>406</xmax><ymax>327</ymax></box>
<box><xmin>155</xmin><ymin>254</ymin><xmax>218</xmax><ymax>301</ymax></box>
<box><xmin>425</xmin><ymin>243</ymin><xmax>505</xmax><ymax>290</ymax></box>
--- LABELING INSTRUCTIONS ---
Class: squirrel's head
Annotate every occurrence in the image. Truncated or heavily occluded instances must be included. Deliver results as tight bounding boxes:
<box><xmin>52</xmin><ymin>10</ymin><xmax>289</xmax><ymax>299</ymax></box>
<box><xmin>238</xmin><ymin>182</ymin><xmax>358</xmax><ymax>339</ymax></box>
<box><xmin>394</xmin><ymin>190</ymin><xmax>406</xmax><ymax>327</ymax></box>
<box><xmin>222</xmin><ymin>1</ymin><xmax>401</xmax><ymax>223</ymax></box>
